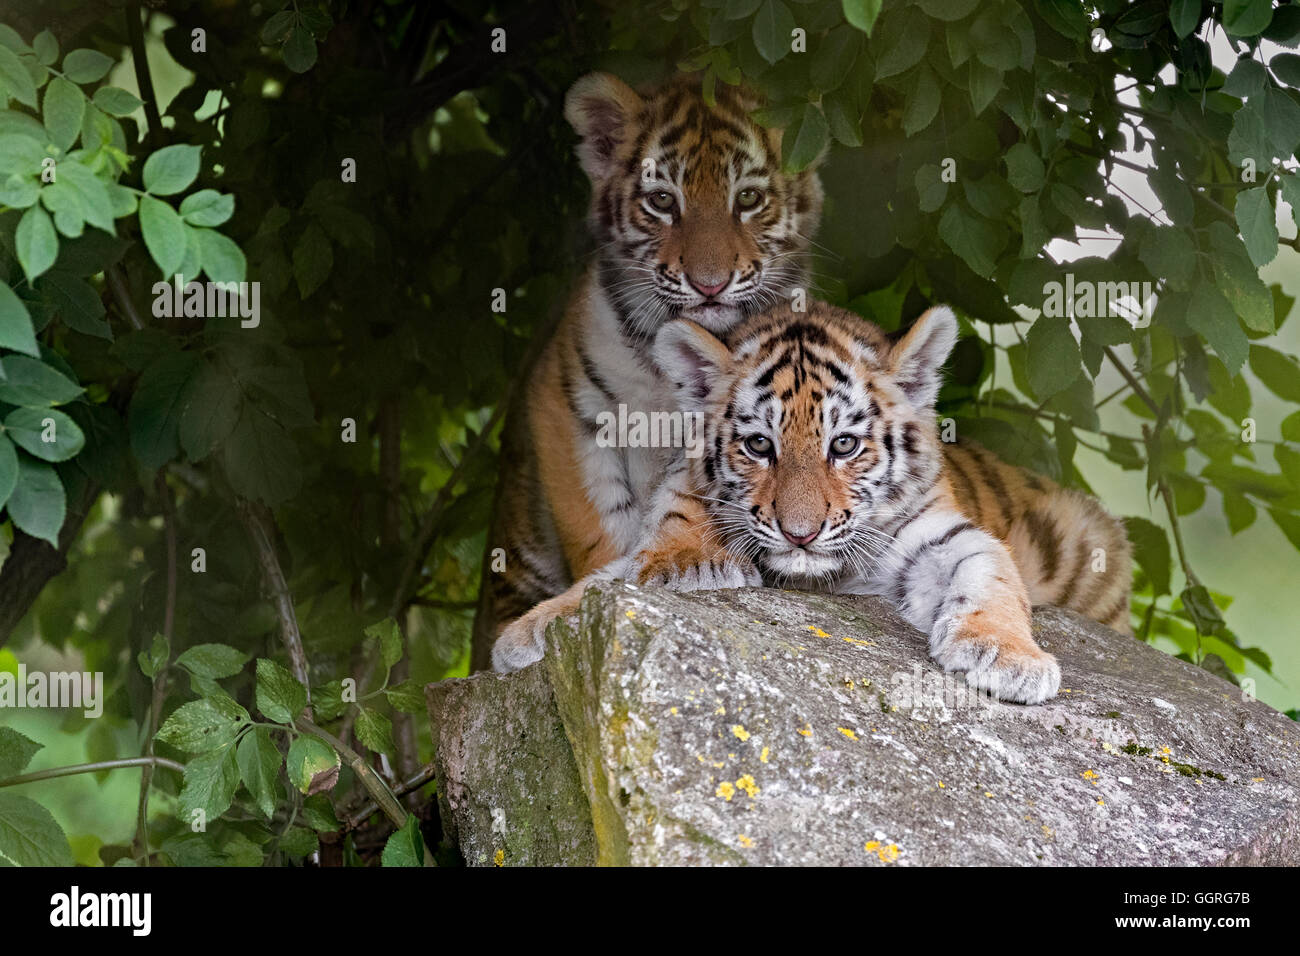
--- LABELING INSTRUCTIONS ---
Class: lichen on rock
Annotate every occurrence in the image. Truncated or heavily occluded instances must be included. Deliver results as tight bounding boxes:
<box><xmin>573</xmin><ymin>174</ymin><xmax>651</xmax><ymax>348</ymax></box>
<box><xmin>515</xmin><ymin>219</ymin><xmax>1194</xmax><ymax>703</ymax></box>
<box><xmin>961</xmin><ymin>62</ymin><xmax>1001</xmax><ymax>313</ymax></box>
<box><xmin>427</xmin><ymin>582</ymin><xmax>1300</xmax><ymax>866</ymax></box>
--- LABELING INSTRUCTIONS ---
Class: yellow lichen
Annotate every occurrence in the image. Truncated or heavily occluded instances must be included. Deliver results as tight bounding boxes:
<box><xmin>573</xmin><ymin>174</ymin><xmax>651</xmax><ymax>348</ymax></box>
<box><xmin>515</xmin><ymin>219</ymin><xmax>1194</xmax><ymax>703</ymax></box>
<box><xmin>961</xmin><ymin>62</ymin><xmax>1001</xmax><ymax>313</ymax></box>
<box><xmin>797</xmin><ymin>724</ymin><xmax>812</xmax><ymax>737</ymax></box>
<box><xmin>716</xmin><ymin>781</ymin><xmax>736</xmax><ymax>801</ymax></box>
<box><xmin>670</xmin><ymin>707</ymin><xmax>678</xmax><ymax>716</ymax></box>
<box><xmin>738</xmin><ymin>834</ymin><xmax>754</xmax><ymax>848</ymax></box>
<box><xmin>805</xmin><ymin>625</ymin><xmax>831</xmax><ymax>638</ymax></box>
<box><xmin>838</xmin><ymin>727</ymin><xmax>859</xmax><ymax>741</ymax></box>
<box><xmin>984</xmin><ymin>791</ymin><xmax>994</xmax><ymax>798</ymax></box>
<box><xmin>625</xmin><ymin>609</ymin><xmax>636</xmax><ymax>619</ymax></box>
<box><xmin>735</xmin><ymin>774</ymin><xmax>760</xmax><ymax>798</ymax></box>
<box><xmin>493</xmin><ymin>849</ymin><xmax>504</xmax><ymax>867</ymax></box>
<box><xmin>714</xmin><ymin>706</ymin><xmax>727</xmax><ymax>716</ymax></box>
<box><xmin>1082</xmin><ymin>769</ymin><xmax>1098</xmax><ymax>784</ymax></box>
<box><xmin>759</xmin><ymin>746</ymin><xmax>770</xmax><ymax>764</ymax></box>
<box><xmin>937</xmin><ymin>781</ymin><xmax>945</xmax><ymax>789</ymax></box>
<box><xmin>842</xmin><ymin>636</ymin><xmax>874</xmax><ymax>647</ymax></box>
<box><xmin>732</xmin><ymin>724</ymin><xmax>750</xmax><ymax>741</ymax></box>
<box><xmin>864</xmin><ymin>840</ymin><xmax>899</xmax><ymax>862</ymax></box>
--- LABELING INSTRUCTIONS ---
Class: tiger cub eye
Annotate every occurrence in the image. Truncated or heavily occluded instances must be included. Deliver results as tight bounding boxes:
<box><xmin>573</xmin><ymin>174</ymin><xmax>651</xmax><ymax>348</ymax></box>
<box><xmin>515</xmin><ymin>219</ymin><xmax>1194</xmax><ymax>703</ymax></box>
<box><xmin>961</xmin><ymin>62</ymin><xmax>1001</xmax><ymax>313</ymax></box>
<box><xmin>647</xmin><ymin>191</ymin><xmax>676</xmax><ymax>211</ymax></box>
<box><xmin>743</xmin><ymin>434</ymin><xmax>773</xmax><ymax>457</ymax></box>
<box><xmin>736</xmin><ymin>188</ymin><xmax>762</xmax><ymax>210</ymax></box>
<box><xmin>830</xmin><ymin>435</ymin><xmax>860</xmax><ymax>458</ymax></box>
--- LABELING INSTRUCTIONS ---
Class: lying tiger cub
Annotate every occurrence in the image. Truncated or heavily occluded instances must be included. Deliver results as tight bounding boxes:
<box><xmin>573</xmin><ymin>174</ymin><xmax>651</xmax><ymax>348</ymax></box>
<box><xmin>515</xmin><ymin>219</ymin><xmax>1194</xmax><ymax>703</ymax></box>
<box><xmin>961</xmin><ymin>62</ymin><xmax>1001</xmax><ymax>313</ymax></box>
<box><xmin>494</xmin><ymin>301</ymin><xmax>1132</xmax><ymax>705</ymax></box>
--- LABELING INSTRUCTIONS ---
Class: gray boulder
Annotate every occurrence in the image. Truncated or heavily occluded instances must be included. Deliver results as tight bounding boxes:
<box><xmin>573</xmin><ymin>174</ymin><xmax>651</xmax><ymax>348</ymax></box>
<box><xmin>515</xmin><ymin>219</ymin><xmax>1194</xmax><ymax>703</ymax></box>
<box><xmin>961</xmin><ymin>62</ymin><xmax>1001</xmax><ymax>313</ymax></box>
<box><xmin>425</xmin><ymin>582</ymin><xmax>1300</xmax><ymax>866</ymax></box>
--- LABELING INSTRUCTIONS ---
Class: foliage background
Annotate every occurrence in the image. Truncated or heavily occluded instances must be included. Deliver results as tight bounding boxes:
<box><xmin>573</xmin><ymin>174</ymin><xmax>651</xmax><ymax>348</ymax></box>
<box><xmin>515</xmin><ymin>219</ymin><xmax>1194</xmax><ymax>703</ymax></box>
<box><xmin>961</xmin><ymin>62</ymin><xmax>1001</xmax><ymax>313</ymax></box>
<box><xmin>1</xmin><ymin>0</ymin><xmax>1298</xmax><ymax>866</ymax></box>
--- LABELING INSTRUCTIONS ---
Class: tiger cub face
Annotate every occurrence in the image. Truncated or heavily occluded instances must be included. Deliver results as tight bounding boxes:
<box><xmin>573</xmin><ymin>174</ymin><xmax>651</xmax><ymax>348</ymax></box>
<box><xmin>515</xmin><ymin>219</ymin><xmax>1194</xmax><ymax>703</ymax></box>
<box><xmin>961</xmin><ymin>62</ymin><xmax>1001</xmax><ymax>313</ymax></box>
<box><xmin>565</xmin><ymin>73</ymin><xmax>823</xmax><ymax>338</ymax></box>
<box><xmin>654</xmin><ymin>302</ymin><xmax>959</xmax><ymax>583</ymax></box>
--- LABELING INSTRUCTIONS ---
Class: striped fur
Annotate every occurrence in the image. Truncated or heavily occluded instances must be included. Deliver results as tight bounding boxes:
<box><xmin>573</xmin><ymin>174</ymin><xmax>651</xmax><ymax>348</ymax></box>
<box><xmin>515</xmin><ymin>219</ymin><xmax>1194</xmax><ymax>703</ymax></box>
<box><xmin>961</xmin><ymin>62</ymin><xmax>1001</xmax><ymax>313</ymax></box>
<box><xmin>475</xmin><ymin>73</ymin><xmax>823</xmax><ymax>671</ymax></box>
<box><xmin>638</xmin><ymin>301</ymin><xmax>1132</xmax><ymax>703</ymax></box>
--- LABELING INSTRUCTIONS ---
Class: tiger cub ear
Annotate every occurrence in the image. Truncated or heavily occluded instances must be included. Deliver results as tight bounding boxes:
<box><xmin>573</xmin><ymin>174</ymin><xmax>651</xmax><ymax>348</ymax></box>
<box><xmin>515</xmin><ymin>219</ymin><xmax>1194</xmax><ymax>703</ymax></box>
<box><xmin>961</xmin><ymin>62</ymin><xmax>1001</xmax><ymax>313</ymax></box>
<box><xmin>653</xmin><ymin>320</ymin><xmax>735</xmax><ymax>411</ymax></box>
<box><xmin>564</xmin><ymin>73</ymin><xmax>643</xmax><ymax>181</ymax></box>
<box><xmin>889</xmin><ymin>305</ymin><xmax>958</xmax><ymax>410</ymax></box>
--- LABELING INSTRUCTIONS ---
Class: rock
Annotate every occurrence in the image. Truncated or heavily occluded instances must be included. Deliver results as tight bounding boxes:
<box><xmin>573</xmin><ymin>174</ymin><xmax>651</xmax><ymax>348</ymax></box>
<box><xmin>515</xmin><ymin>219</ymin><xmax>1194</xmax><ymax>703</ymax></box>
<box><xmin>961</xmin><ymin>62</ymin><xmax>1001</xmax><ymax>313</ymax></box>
<box><xmin>426</xmin><ymin>582</ymin><xmax>1300</xmax><ymax>866</ymax></box>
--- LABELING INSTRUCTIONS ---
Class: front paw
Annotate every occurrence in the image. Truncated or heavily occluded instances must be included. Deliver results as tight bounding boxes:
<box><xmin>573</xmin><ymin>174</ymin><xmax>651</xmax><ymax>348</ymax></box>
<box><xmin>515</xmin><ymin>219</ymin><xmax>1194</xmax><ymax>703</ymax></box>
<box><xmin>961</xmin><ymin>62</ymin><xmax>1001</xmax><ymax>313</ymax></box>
<box><xmin>929</xmin><ymin>617</ymin><xmax>1061</xmax><ymax>705</ymax></box>
<box><xmin>491</xmin><ymin>609</ymin><xmax>551</xmax><ymax>673</ymax></box>
<box><xmin>637</xmin><ymin>549</ymin><xmax>761</xmax><ymax>591</ymax></box>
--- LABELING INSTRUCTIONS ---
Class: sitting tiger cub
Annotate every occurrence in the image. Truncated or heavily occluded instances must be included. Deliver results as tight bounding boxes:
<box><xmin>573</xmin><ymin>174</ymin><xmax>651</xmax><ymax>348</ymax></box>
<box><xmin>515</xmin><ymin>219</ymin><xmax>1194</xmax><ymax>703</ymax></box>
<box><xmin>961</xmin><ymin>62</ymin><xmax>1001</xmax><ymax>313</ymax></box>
<box><xmin>496</xmin><ymin>300</ymin><xmax>1131</xmax><ymax>706</ymax></box>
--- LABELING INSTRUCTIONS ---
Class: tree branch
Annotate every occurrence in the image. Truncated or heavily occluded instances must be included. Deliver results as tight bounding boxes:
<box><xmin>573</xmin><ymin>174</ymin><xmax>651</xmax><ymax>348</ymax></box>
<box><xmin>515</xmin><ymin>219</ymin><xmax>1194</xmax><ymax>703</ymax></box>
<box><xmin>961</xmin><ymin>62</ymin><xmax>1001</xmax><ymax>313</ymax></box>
<box><xmin>238</xmin><ymin>499</ymin><xmax>312</xmax><ymax>697</ymax></box>
<box><xmin>126</xmin><ymin>3</ymin><xmax>163</xmax><ymax>145</ymax></box>
<box><xmin>0</xmin><ymin>757</ymin><xmax>186</xmax><ymax>789</ymax></box>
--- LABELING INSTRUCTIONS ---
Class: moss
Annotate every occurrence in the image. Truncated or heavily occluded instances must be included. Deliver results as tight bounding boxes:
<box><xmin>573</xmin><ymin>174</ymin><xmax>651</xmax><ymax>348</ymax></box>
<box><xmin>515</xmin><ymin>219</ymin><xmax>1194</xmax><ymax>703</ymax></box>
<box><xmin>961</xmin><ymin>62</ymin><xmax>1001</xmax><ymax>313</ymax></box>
<box><xmin>1121</xmin><ymin>741</ymin><xmax>1153</xmax><ymax>757</ymax></box>
<box><xmin>1104</xmin><ymin>711</ymin><xmax>1121</xmax><ymax>719</ymax></box>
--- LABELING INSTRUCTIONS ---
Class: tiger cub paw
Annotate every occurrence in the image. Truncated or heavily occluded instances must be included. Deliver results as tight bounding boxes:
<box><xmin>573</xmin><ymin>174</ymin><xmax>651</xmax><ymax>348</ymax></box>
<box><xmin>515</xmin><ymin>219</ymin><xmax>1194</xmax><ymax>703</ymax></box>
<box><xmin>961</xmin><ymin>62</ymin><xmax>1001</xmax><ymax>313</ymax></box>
<box><xmin>635</xmin><ymin>547</ymin><xmax>762</xmax><ymax>592</ymax></box>
<box><xmin>491</xmin><ymin>607</ymin><xmax>553</xmax><ymax>673</ymax></box>
<box><xmin>929</xmin><ymin>616</ymin><xmax>1061</xmax><ymax>705</ymax></box>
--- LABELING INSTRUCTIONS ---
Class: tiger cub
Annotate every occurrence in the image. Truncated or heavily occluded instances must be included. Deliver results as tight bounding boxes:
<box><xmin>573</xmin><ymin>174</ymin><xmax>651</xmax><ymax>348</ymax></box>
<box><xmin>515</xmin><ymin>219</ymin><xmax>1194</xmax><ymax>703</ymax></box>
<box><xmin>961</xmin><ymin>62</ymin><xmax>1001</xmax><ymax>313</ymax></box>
<box><xmin>474</xmin><ymin>73</ymin><xmax>824</xmax><ymax>671</ymax></box>
<box><xmin>640</xmin><ymin>301</ymin><xmax>1133</xmax><ymax>704</ymax></box>
<box><xmin>491</xmin><ymin>301</ymin><xmax>1132</xmax><ymax>703</ymax></box>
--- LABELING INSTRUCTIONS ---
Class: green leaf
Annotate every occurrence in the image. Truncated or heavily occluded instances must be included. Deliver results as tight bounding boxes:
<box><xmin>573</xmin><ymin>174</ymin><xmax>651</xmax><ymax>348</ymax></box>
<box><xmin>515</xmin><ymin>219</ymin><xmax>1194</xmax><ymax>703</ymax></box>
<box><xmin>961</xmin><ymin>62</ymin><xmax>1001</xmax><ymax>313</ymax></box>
<box><xmin>236</xmin><ymin>726</ymin><xmax>283</xmax><ymax>819</ymax></box>
<box><xmin>138</xmin><ymin>194</ymin><xmax>186</xmax><ymax>277</ymax></box>
<box><xmin>137</xmin><ymin>632</ymin><xmax>168</xmax><ymax>679</ymax></box>
<box><xmin>142</xmin><ymin>144</ymin><xmax>202</xmax><ymax>196</ymax></box>
<box><xmin>1138</xmin><ymin>226</ymin><xmax>1196</xmax><ymax>290</ymax></box>
<box><xmin>282</xmin><ymin>26</ymin><xmax>318</xmax><ymax>73</ymax></box>
<box><xmin>937</xmin><ymin>203</ymin><xmax>1004</xmax><ymax>277</ymax></box>
<box><xmin>6</xmin><ymin>453</ymin><xmax>64</xmax><ymax>546</ymax></box>
<box><xmin>355</xmin><ymin>708</ymin><xmax>395</xmax><ymax>755</ymax></box>
<box><xmin>0</xmin><ymin>282</ymin><xmax>38</xmax><ymax>357</ymax></box>
<box><xmin>782</xmin><ymin>103</ymin><xmax>828</xmax><ymax>173</ymax></box>
<box><xmin>179</xmin><ymin>189</ymin><xmax>234</xmax><ymax>227</ymax></box>
<box><xmin>1222</xmin><ymin>0</ymin><xmax>1273</xmax><ymax>38</ymax></box>
<box><xmin>221</xmin><ymin>403</ymin><xmax>303</xmax><ymax>505</ymax></box>
<box><xmin>279</xmin><ymin>826</ymin><xmax>319</xmax><ymax>858</ymax></box>
<box><xmin>915</xmin><ymin>0</ymin><xmax>979</xmax><ymax>20</ymax></box>
<box><xmin>176</xmin><ymin>643</ymin><xmax>250</xmax><ymax>679</ymax></box>
<box><xmin>261</xmin><ymin>10</ymin><xmax>298</xmax><ymax>44</ymax></box>
<box><xmin>1024</xmin><ymin>313</ymin><xmax>1082</xmax><ymax>399</ymax></box>
<box><xmin>0</xmin><ymin>46</ymin><xmax>37</xmax><ymax>108</ymax></box>
<box><xmin>381</xmin><ymin>814</ymin><xmax>425</xmax><ymax>867</ymax></box>
<box><xmin>968</xmin><ymin>61</ymin><xmax>1002</xmax><ymax>115</ymax></box>
<box><xmin>902</xmin><ymin>66</ymin><xmax>941</xmax><ymax>137</ymax></box>
<box><xmin>842</xmin><ymin>0</ymin><xmax>883</xmax><ymax>36</ymax></box>
<box><xmin>1186</xmin><ymin>281</ymin><xmax>1249</xmax><ymax>375</ymax></box>
<box><xmin>0</xmin><ymin>727</ymin><xmax>42</xmax><ymax>778</ymax></box>
<box><xmin>178</xmin><ymin>746</ymin><xmax>240</xmax><ymax>822</ymax></box>
<box><xmin>1248</xmin><ymin>345</ymin><xmax>1300</xmax><ymax>401</ymax></box>
<box><xmin>1125</xmin><ymin>516</ymin><xmax>1171</xmax><ymax>596</ymax></box>
<box><xmin>914</xmin><ymin>163</ymin><xmax>948</xmax><ymax>213</ymax></box>
<box><xmin>255</xmin><ymin>658</ymin><xmax>308</xmax><ymax>724</ymax></box>
<box><xmin>3</xmin><ymin>407</ymin><xmax>84</xmax><ymax>461</ymax></box>
<box><xmin>311</xmin><ymin>679</ymin><xmax>349</xmax><ymax>721</ymax></box>
<box><xmin>292</xmin><ymin>222</ymin><xmax>332</xmax><ymax>298</ymax></box>
<box><xmin>302</xmin><ymin>794</ymin><xmax>341</xmax><ymax>832</ymax></box>
<box><xmin>196</xmin><ymin>228</ymin><xmax>246</xmax><ymax>283</ymax></box>
<box><xmin>1181</xmin><ymin>585</ymin><xmax>1226</xmax><ymax>635</ymax></box>
<box><xmin>156</xmin><ymin>697</ymin><xmax>249</xmax><ymax>754</ymax></box>
<box><xmin>128</xmin><ymin>350</ymin><xmax>202</xmax><ymax>469</ymax></box>
<box><xmin>0</xmin><ymin>793</ymin><xmax>73</xmax><ymax>866</ymax></box>
<box><xmin>61</xmin><ymin>48</ymin><xmax>114</xmax><ymax>84</ymax></box>
<box><xmin>1235</xmin><ymin>186</ymin><xmax>1278</xmax><ymax>268</ymax></box>
<box><xmin>91</xmin><ymin>86</ymin><xmax>143</xmax><ymax>117</ymax></box>
<box><xmin>752</xmin><ymin>0</ymin><xmax>796</xmax><ymax>65</ymax></box>
<box><xmin>810</xmin><ymin>26</ymin><xmax>860</xmax><ymax>93</ymax></box>
<box><xmin>286</xmin><ymin>735</ymin><xmax>339</xmax><ymax>795</ymax></box>
<box><xmin>1004</xmin><ymin>143</ymin><xmax>1045</xmax><ymax>193</ymax></box>
<box><xmin>40</xmin><ymin>269</ymin><xmax>110</xmax><ymax>339</ymax></box>
<box><xmin>364</xmin><ymin>618</ymin><xmax>403</xmax><ymax>671</ymax></box>
<box><xmin>32</xmin><ymin>30</ymin><xmax>58</xmax><ymax>67</ymax></box>
<box><xmin>0</xmin><ymin>436</ymin><xmax>16</xmax><ymax>512</ymax></box>
<box><xmin>0</xmin><ymin>355</ymin><xmax>80</xmax><ymax>407</ymax></box>
<box><xmin>15</xmin><ymin>205</ymin><xmax>58</xmax><ymax>283</ymax></box>
<box><xmin>42</xmin><ymin>77</ymin><xmax>84</xmax><ymax>153</ymax></box>
<box><xmin>178</xmin><ymin>359</ymin><xmax>241</xmax><ymax>460</ymax></box>
<box><xmin>385</xmin><ymin>679</ymin><xmax>427</xmax><ymax>715</ymax></box>
<box><xmin>1169</xmin><ymin>0</ymin><xmax>1201</xmax><ymax>38</ymax></box>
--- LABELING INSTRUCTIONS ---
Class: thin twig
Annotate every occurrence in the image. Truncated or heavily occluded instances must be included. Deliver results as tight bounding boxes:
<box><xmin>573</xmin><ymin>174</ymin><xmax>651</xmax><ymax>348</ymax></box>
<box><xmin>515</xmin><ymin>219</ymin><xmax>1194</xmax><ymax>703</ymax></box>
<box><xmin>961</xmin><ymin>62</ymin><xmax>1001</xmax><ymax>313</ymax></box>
<box><xmin>134</xmin><ymin>472</ymin><xmax>178</xmax><ymax>863</ymax></box>
<box><xmin>343</xmin><ymin>761</ymin><xmax>437</xmax><ymax>828</ymax></box>
<box><xmin>126</xmin><ymin>3</ymin><xmax>162</xmax><ymax>144</ymax></box>
<box><xmin>1</xmin><ymin>756</ymin><xmax>185</xmax><ymax>789</ymax></box>
<box><xmin>238</xmin><ymin>499</ymin><xmax>312</xmax><ymax>698</ymax></box>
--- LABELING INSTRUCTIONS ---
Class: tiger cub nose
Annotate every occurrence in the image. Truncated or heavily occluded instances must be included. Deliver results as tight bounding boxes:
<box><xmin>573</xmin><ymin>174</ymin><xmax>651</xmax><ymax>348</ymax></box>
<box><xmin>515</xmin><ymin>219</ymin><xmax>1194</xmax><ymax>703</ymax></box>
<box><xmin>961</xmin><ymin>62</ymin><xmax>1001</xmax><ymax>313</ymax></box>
<box><xmin>779</xmin><ymin>522</ymin><xmax>820</xmax><ymax>547</ymax></box>
<box><xmin>687</xmin><ymin>274</ymin><xmax>729</xmax><ymax>298</ymax></box>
